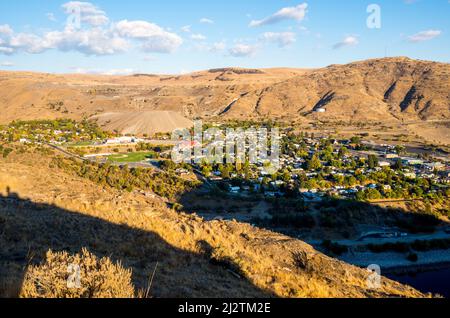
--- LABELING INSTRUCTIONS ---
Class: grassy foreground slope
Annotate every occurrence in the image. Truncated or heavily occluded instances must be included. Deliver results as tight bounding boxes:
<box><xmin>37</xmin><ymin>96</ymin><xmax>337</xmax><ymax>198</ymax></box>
<box><xmin>0</xmin><ymin>151</ymin><xmax>427</xmax><ymax>298</ymax></box>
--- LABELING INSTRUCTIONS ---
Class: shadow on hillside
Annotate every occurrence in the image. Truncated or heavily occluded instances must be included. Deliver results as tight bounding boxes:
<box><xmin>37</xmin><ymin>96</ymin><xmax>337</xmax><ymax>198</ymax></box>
<box><xmin>177</xmin><ymin>188</ymin><xmax>447</xmax><ymax>241</ymax></box>
<box><xmin>0</xmin><ymin>188</ymin><xmax>271</xmax><ymax>298</ymax></box>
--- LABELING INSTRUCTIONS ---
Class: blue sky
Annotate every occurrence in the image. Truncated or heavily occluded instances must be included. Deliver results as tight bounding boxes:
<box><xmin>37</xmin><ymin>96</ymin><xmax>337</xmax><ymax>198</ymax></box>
<box><xmin>0</xmin><ymin>0</ymin><xmax>449</xmax><ymax>74</ymax></box>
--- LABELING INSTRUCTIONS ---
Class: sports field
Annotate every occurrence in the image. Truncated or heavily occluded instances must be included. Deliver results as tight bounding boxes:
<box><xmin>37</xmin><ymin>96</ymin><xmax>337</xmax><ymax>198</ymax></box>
<box><xmin>107</xmin><ymin>151</ymin><xmax>156</xmax><ymax>163</ymax></box>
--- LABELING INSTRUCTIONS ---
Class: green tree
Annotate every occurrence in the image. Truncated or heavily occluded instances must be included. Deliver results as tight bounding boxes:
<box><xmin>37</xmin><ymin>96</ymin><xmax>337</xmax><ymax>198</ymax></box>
<box><xmin>306</xmin><ymin>154</ymin><xmax>322</xmax><ymax>171</ymax></box>
<box><xmin>201</xmin><ymin>164</ymin><xmax>212</xmax><ymax>177</ymax></box>
<box><xmin>350</xmin><ymin>136</ymin><xmax>361</xmax><ymax>144</ymax></box>
<box><xmin>281</xmin><ymin>169</ymin><xmax>291</xmax><ymax>183</ymax></box>
<box><xmin>366</xmin><ymin>189</ymin><xmax>382</xmax><ymax>200</ymax></box>
<box><xmin>219</xmin><ymin>164</ymin><xmax>231</xmax><ymax>179</ymax></box>
<box><xmin>392</xmin><ymin>159</ymin><xmax>403</xmax><ymax>170</ymax></box>
<box><xmin>395</xmin><ymin>145</ymin><xmax>406</xmax><ymax>155</ymax></box>
<box><xmin>338</xmin><ymin>147</ymin><xmax>348</xmax><ymax>158</ymax></box>
<box><xmin>367</xmin><ymin>155</ymin><xmax>379</xmax><ymax>169</ymax></box>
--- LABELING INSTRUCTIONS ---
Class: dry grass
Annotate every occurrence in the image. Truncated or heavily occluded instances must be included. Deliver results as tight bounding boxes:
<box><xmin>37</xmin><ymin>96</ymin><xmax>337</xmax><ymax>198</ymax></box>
<box><xmin>20</xmin><ymin>249</ymin><xmax>135</xmax><ymax>298</ymax></box>
<box><xmin>0</xmin><ymin>151</ymin><xmax>429</xmax><ymax>298</ymax></box>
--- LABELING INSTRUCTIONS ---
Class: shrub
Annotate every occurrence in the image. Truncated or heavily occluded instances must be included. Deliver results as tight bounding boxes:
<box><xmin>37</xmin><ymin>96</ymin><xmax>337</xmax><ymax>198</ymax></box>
<box><xmin>321</xmin><ymin>240</ymin><xmax>348</xmax><ymax>256</ymax></box>
<box><xmin>271</xmin><ymin>213</ymin><xmax>316</xmax><ymax>229</ymax></box>
<box><xmin>406</xmin><ymin>253</ymin><xmax>419</xmax><ymax>262</ymax></box>
<box><xmin>292</xmin><ymin>251</ymin><xmax>311</xmax><ymax>272</ymax></box>
<box><xmin>2</xmin><ymin>148</ymin><xmax>13</xmax><ymax>158</ymax></box>
<box><xmin>172</xmin><ymin>203</ymin><xmax>184</xmax><ymax>211</ymax></box>
<box><xmin>318</xmin><ymin>212</ymin><xmax>345</xmax><ymax>228</ymax></box>
<box><xmin>396</xmin><ymin>214</ymin><xmax>440</xmax><ymax>234</ymax></box>
<box><xmin>20</xmin><ymin>249</ymin><xmax>135</xmax><ymax>298</ymax></box>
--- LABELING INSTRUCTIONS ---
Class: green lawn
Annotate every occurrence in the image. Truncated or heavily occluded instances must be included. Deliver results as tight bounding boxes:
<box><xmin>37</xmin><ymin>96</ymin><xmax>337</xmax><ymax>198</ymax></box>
<box><xmin>107</xmin><ymin>151</ymin><xmax>156</xmax><ymax>163</ymax></box>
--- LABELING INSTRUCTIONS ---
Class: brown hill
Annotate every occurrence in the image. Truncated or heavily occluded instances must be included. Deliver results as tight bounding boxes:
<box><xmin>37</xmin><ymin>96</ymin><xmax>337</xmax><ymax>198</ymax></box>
<box><xmin>0</xmin><ymin>57</ymin><xmax>448</xmax><ymax>133</ymax></box>
<box><xmin>224</xmin><ymin>57</ymin><xmax>450</xmax><ymax>122</ymax></box>
<box><xmin>0</xmin><ymin>67</ymin><xmax>308</xmax><ymax>124</ymax></box>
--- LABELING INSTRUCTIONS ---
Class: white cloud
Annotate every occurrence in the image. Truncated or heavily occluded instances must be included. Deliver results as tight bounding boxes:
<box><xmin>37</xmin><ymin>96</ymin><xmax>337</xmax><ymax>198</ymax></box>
<box><xmin>0</xmin><ymin>3</ymin><xmax>183</xmax><ymax>56</ymax></box>
<box><xmin>44</xmin><ymin>28</ymin><xmax>130</xmax><ymax>55</ymax></box>
<box><xmin>210</xmin><ymin>41</ymin><xmax>226</xmax><ymax>52</ymax></box>
<box><xmin>115</xmin><ymin>20</ymin><xmax>182</xmax><ymax>53</ymax></box>
<box><xmin>408</xmin><ymin>30</ymin><xmax>441</xmax><ymax>42</ymax></box>
<box><xmin>62</xmin><ymin>1</ymin><xmax>109</xmax><ymax>26</ymax></box>
<box><xmin>333</xmin><ymin>36</ymin><xmax>359</xmax><ymax>49</ymax></box>
<box><xmin>260</xmin><ymin>32</ymin><xmax>296</xmax><ymax>47</ymax></box>
<box><xmin>0</xmin><ymin>47</ymin><xmax>14</xmax><ymax>54</ymax></box>
<box><xmin>199</xmin><ymin>18</ymin><xmax>214</xmax><ymax>24</ymax></box>
<box><xmin>0</xmin><ymin>25</ymin><xmax>13</xmax><ymax>36</ymax></box>
<box><xmin>102</xmin><ymin>68</ymin><xmax>135</xmax><ymax>76</ymax></box>
<box><xmin>71</xmin><ymin>67</ymin><xmax>135</xmax><ymax>75</ymax></box>
<box><xmin>1</xmin><ymin>61</ymin><xmax>14</xmax><ymax>67</ymax></box>
<box><xmin>179</xmin><ymin>69</ymin><xmax>190</xmax><ymax>75</ymax></box>
<box><xmin>250</xmin><ymin>3</ymin><xmax>308</xmax><ymax>27</ymax></box>
<box><xmin>181</xmin><ymin>25</ymin><xmax>191</xmax><ymax>33</ymax></box>
<box><xmin>70</xmin><ymin>67</ymin><xmax>98</xmax><ymax>74</ymax></box>
<box><xmin>229</xmin><ymin>43</ymin><xmax>258</xmax><ymax>57</ymax></box>
<box><xmin>115</xmin><ymin>20</ymin><xmax>166</xmax><ymax>39</ymax></box>
<box><xmin>142</xmin><ymin>55</ymin><xmax>156</xmax><ymax>61</ymax></box>
<box><xmin>140</xmin><ymin>37</ymin><xmax>182</xmax><ymax>53</ymax></box>
<box><xmin>47</xmin><ymin>13</ymin><xmax>57</xmax><ymax>22</ymax></box>
<box><xmin>8</xmin><ymin>33</ymin><xmax>49</xmax><ymax>54</ymax></box>
<box><xmin>191</xmin><ymin>33</ymin><xmax>206</xmax><ymax>41</ymax></box>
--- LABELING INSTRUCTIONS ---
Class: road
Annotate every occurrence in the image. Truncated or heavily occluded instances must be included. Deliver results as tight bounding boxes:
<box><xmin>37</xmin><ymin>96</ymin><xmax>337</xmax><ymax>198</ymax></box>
<box><xmin>306</xmin><ymin>229</ymin><xmax>450</xmax><ymax>248</ymax></box>
<box><xmin>368</xmin><ymin>198</ymin><xmax>424</xmax><ymax>204</ymax></box>
<box><xmin>45</xmin><ymin>143</ymin><xmax>87</xmax><ymax>161</ymax></box>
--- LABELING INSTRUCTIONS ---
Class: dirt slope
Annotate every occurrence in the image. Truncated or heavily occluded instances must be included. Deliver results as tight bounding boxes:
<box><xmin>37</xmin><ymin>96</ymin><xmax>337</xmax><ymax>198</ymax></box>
<box><xmin>91</xmin><ymin>111</ymin><xmax>193</xmax><ymax>135</ymax></box>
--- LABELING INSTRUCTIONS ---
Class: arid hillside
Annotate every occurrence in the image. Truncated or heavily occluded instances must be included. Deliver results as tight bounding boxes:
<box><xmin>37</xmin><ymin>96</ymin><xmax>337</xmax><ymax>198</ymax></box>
<box><xmin>0</xmin><ymin>67</ymin><xmax>309</xmax><ymax>124</ymax></box>
<box><xmin>225</xmin><ymin>57</ymin><xmax>450</xmax><ymax>122</ymax></box>
<box><xmin>0</xmin><ymin>58</ymin><xmax>448</xmax><ymax>124</ymax></box>
<box><xmin>0</xmin><ymin>150</ymin><xmax>427</xmax><ymax>298</ymax></box>
<box><xmin>0</xmin><ymin>57</ymin><xmax>448</xmax><ymax>143</ymax></box>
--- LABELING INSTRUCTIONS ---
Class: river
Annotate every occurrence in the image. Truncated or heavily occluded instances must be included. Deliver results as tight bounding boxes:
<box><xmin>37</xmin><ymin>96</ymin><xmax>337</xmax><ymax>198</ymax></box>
<box><xmin>386</xmin><ymin>267</ymin><xmax>450</xmax><ymax>298</ymax></box>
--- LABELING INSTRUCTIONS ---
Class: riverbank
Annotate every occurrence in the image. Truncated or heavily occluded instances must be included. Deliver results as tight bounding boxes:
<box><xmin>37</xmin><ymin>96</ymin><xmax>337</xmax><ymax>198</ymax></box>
<box><xmin>383</xmin><ymin>261</ymin><xmax>450</xmax><ymax>275</ymax></box>
<box><xmin>385</xmin><ymin>267</ymin><xmax>450</xmax><ymax>298</ymax></box>
<box><xmin>340</xmin><ymin>249</ymin><xmax>450</xmax><ymax>273</ymax></box>
<box><xmin>340</xmin><ymin>250</ymin><xmax>450</xmax><ymax>297</ymax></box>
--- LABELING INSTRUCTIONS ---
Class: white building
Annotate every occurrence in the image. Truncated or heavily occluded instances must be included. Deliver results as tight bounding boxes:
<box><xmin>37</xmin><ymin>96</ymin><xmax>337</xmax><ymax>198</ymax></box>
<box><xmin>379</xmin><ymin>161</ymin><xmax>391</xmax><ymax>167</ymax></box>
<box><xmin>385</xmin><ymin>153</ymin><xmax>399</xmax><ymax>159</ymax></box>
<box><xmin>105</xmin><ymin>136</ymin><xmax>144</xmax><ymax>145</ymax></box>
<box><xmin>402</xmin><ymin>158</ymin><xmax>424</xmax><ymax>166</ymax></box>
<box><xmin>404</xmin><ymin>172</ymin><xmax>417</xmax><ymax>179</ymax></box>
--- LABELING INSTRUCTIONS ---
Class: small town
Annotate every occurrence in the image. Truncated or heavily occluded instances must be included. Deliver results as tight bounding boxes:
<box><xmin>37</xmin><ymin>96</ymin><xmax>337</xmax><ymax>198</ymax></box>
<box><xmin>2</xmin><ymin>119</ymin><xmax>449</xmax><ymax>206</ymax></box>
